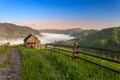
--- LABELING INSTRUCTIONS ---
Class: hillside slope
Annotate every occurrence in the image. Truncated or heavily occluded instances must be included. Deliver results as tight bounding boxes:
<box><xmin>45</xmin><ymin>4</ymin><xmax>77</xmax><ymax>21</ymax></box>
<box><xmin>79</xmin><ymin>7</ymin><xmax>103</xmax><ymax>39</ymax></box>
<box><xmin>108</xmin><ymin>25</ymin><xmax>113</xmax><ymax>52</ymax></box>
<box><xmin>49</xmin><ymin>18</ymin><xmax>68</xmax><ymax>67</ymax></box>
<box><xmin>0</xmin><ymin>23</ymin><xmax>40</xmax><ymax>38</ymax></box>
<box><xmin>56</xmin><ymin>27</ymin><xmax>120</xmax><ymax>50</ymax></box>
<box><xmin>40</xmin><ymin>28</ymin><xmax>97</xmax><ymax>37</ymax></box>
<box><xmin>77</xmin><ymin>27</ymin><xmax>120</xmax><ymax>49</ymax></box>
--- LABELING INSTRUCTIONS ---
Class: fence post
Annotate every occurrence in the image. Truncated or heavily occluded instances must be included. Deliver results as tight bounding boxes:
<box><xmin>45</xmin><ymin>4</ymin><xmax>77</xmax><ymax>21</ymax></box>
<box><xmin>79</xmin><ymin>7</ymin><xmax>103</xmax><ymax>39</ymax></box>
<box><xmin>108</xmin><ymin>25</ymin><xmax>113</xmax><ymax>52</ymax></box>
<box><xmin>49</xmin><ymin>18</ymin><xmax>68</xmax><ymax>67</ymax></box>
<box><xmin>54</xmin><ymin>41</ymin><xmax>56</xmax><ymax>50</ymax></box>
<box><xmin>45</xmin><ymin>44</ymin><xmax>47</xmax><ymax>50</ymax></box>
<box><xmin>72</xmin><ymin>41</ymin><xmax>78</xmax><ymax>61</ymax></box>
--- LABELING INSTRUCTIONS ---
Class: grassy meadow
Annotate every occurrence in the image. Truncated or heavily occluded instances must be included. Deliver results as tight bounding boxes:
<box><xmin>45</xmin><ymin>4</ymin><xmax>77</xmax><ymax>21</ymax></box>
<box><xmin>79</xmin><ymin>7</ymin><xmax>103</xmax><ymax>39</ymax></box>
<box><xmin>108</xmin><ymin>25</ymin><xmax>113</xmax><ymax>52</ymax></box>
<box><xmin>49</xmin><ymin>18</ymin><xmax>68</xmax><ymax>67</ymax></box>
<box><xmin>18</xmin><ymin>46</ymin><xmax>120</xmax><ymax>80</ymax></box>
<box><xmin>0</xmin><ymin>44</ymin><xmax>12</xmax><ymax>68</ymax></box>
<box><xmin>0</xmin><ymin>43</ymin><xmax>9</xmax><ymax>55</ymax></box>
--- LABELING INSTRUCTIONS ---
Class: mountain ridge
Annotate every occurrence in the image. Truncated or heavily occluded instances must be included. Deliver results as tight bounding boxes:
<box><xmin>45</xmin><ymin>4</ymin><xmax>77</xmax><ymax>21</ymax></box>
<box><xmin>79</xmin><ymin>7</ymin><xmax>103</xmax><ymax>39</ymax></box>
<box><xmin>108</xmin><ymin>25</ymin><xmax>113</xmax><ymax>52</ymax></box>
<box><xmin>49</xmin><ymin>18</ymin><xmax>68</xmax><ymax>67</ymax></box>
<box><xmin>0</xmin><ymin>23</ymin><xmax>40</xmax><ymax>38</ymax></box>
<box><xmin>40</xmin><ymin>28</ymin><xmax>97</xmax><ymax>37</ymax></box>
<box><xmin>56</xmin><ymin>26</ymin><xmax>120</xmax><ymax>50</ymax></box>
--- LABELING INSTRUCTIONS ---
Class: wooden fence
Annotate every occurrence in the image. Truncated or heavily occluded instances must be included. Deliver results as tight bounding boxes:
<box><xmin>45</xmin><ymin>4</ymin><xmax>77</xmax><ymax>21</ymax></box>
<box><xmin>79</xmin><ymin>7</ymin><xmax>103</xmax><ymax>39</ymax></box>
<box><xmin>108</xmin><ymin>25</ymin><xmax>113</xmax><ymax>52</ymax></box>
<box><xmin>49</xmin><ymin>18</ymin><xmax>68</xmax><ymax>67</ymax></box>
<box><xmin>44</xmin><ymin>41</ymin><xmax>120</xmax><ymax>74</ymax></box>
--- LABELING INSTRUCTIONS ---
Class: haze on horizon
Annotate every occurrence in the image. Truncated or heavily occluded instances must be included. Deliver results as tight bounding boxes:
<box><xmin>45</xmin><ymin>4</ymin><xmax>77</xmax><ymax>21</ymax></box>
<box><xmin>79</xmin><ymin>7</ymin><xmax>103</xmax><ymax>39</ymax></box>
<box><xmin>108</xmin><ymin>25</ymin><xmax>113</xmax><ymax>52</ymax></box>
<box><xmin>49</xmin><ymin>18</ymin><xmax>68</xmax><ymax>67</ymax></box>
<box><xmin>0</xmin><ymin>0</ymin><xmax>120</xmax><ymax>30</ymax></box>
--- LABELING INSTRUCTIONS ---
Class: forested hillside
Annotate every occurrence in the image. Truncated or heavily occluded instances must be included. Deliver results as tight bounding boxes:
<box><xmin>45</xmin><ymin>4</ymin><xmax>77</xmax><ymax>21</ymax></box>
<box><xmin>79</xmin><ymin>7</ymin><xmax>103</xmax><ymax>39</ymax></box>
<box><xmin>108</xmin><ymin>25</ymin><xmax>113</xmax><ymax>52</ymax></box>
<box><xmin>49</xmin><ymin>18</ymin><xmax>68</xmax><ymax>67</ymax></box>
<box><xmin>56</xmin><ymin>27</ymin><xmax>120</xmax><ymax>50</ymax></box>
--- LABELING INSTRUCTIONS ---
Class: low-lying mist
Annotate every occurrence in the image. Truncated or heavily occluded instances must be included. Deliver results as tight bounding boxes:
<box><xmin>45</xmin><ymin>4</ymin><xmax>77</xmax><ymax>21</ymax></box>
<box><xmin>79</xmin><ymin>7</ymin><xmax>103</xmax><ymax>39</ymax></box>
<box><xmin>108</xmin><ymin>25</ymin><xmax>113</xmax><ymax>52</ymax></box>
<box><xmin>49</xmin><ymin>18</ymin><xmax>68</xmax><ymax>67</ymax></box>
<box><xmin>0</xmin><ymin>33</ymin><xmax>74</xmax><ymax>45</ymax></box>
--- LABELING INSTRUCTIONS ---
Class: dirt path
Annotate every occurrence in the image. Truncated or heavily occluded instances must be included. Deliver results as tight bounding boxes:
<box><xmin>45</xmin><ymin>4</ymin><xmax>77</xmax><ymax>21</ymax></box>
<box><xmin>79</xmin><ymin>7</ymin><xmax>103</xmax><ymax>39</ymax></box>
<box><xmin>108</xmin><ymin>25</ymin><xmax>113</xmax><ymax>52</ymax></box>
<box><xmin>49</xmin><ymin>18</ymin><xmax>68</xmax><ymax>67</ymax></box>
<box><xmin>0</xmin><ymin>47</ymin><xmax>21</xmax><ymax>80</ymax></box>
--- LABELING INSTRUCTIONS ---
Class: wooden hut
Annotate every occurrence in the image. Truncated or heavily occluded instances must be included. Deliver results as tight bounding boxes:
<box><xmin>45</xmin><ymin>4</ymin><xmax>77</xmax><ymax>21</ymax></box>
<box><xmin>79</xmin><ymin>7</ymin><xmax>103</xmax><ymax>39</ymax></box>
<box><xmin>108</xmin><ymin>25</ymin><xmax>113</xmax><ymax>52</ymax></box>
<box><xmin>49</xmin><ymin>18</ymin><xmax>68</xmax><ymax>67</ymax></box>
<box><xmin>24</xmin><ymin>33</ymin><xmax>40</xmax><ymax>48</ymax></box>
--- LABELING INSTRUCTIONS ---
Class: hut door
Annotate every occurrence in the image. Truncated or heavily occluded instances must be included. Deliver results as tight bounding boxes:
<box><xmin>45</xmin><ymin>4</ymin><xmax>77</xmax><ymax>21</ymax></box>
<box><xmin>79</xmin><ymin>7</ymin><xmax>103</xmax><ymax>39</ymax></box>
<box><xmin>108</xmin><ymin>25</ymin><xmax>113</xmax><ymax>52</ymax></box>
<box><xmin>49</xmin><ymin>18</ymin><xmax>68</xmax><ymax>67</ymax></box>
<box><xmin>31</xmin><ymin>43</ymin><xmax>35</xmax><ymax>48</ymax></box>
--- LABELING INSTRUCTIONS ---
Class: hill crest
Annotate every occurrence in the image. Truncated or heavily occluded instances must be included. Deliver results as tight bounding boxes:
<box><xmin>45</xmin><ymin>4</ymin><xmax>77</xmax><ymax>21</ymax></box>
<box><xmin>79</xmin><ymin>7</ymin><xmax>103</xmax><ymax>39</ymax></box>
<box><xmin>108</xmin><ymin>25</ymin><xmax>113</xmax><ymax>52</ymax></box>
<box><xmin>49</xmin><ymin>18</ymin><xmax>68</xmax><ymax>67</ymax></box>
<box><xmin>0</xmin><ymin>23</ymin><xmax>40</xmax><ymax>38</ymax></box>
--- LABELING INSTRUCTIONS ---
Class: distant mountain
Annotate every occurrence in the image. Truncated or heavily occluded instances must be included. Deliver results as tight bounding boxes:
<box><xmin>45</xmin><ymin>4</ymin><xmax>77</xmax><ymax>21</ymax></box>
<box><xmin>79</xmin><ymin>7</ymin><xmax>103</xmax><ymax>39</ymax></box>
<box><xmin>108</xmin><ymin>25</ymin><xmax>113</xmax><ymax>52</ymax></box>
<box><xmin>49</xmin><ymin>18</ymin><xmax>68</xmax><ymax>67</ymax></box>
<box><xmin>40</xmin><ymin>28</ymin><xmax>97</xmax><ymax>37</ymax></box>
<box><xmin>56</xmin><ymin>26</ymin><xmax>120</xmax><ymax>50</ymax></box>
<box><xmin>40</xmin><ymin>28</ymin><xmax>82</xmax><ymax>33</ymax></box>
<box><xmin>0</xmin><ymin>23</ymin><xmax>40</xmax><ymax>38</ymax></box>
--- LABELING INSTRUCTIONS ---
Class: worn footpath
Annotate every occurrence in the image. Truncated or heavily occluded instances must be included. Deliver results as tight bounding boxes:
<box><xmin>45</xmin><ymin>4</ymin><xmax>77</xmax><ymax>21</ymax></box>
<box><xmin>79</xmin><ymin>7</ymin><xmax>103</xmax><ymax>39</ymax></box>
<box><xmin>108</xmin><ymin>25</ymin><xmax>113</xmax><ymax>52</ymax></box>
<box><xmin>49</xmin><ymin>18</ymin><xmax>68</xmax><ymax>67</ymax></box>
<box><xmin>0</xmin><ymin>47</ymin><xmax>21</xmax><ymax>80</ymax></box>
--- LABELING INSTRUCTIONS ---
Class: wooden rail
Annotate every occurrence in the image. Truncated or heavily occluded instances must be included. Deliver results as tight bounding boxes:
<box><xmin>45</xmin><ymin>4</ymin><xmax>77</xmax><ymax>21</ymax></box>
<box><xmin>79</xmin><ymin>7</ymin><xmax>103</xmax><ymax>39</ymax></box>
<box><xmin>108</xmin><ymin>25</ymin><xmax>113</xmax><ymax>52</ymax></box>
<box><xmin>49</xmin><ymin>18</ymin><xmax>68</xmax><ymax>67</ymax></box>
<box><xmin>47</xmin><ymin>47</ymin><xmax>120</xmax><ymax>74</ymax></box>
<box><xmin>76</xmin><ymin>56</ymin><xmax>120</xmax><ymax>74</ymax></box>
<box><xmin>77</xmin><ymin>45</ymin><xmax>120</xmax><ymax>53</ymax></box>
<box><xmin>77</xmin><ymin>51</ymin><xmax>120</xmax><ymax>64</ymax></box>
<box><xmin>45</xmin><ymin>41</ymin><xmax>120</xmax><ymax>74</ymax></box>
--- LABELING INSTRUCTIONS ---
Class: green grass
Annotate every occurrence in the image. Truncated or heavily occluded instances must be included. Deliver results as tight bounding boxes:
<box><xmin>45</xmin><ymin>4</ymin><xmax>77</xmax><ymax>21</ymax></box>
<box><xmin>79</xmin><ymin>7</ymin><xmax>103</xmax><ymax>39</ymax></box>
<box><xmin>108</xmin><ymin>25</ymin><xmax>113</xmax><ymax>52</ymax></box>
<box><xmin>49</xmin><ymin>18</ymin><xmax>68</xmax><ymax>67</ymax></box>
<box><xmin>0</xmin><ymin>44</ymin><xmax>11</xmax><ymax>68</ymax></box>
<box><xmin>55</xmin><ymin>47</ymin><xmax>120</xmax><ymax>70</ymax></box>
<box><xmin>0</xmin><ymin>44</ymin><xmax>9</xmax><ymax>55</ymax></box>
<box><xmin>19</xmin><ymin>46</ymin><xmax>61</xmax><ymax>80</ymax></box>
<box><xmin>18</xmin><ymin>46</ymin><xmax>120</xmax><ymax>80</ymax></box>
<box><xmin>0</xmin><ymin>48</ymin><xmax>13</xmax><ymax>68</ymax></box>
<box><xmin>78</xmin><ymin>53</ymin><xmax>120</xmax><ymax>70</ymax></box>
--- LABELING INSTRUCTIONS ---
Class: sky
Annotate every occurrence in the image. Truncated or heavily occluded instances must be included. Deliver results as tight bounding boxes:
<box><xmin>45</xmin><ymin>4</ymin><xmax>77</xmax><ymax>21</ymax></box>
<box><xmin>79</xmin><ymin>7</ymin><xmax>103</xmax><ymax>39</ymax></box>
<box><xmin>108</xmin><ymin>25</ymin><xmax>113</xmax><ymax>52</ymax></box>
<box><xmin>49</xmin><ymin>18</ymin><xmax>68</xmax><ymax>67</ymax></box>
<box><xmin>0</xmin><ymin>0</ymin><xmax>120</xmax><ymax>30</ymax></box>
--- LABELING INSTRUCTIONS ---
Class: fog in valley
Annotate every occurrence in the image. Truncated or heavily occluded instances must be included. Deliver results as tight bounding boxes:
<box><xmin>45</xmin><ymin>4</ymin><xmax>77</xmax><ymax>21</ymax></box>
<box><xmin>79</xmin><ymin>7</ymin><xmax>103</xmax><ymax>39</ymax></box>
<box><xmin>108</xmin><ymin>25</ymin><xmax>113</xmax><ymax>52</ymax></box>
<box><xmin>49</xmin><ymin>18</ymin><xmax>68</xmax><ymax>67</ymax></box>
<box><xmin>0</xmin><ymin>33</ymin><xmax>74</xmax><ymax>45</ymax></box>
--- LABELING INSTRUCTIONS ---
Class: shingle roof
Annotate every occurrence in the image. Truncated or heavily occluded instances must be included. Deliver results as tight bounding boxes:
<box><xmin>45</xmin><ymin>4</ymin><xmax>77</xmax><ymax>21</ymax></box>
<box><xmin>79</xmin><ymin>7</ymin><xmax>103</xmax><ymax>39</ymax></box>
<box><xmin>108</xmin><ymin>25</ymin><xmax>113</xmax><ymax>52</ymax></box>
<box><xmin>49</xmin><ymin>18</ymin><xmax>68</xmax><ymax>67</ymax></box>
<box><xmin>24</xmin><ymin>33</ymin><xmax>40</xmax><ymax>42</ymax></box>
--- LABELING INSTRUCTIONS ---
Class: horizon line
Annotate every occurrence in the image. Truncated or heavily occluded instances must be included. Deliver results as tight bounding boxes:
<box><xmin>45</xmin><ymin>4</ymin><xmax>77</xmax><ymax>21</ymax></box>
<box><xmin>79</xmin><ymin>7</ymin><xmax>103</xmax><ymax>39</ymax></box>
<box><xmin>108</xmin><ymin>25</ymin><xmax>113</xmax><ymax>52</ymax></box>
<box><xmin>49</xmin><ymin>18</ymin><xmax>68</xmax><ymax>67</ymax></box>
<box><xmin>0</xmin><ymin>21</ymin><xmax>119</xmax><ymax>30</ymax></box>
